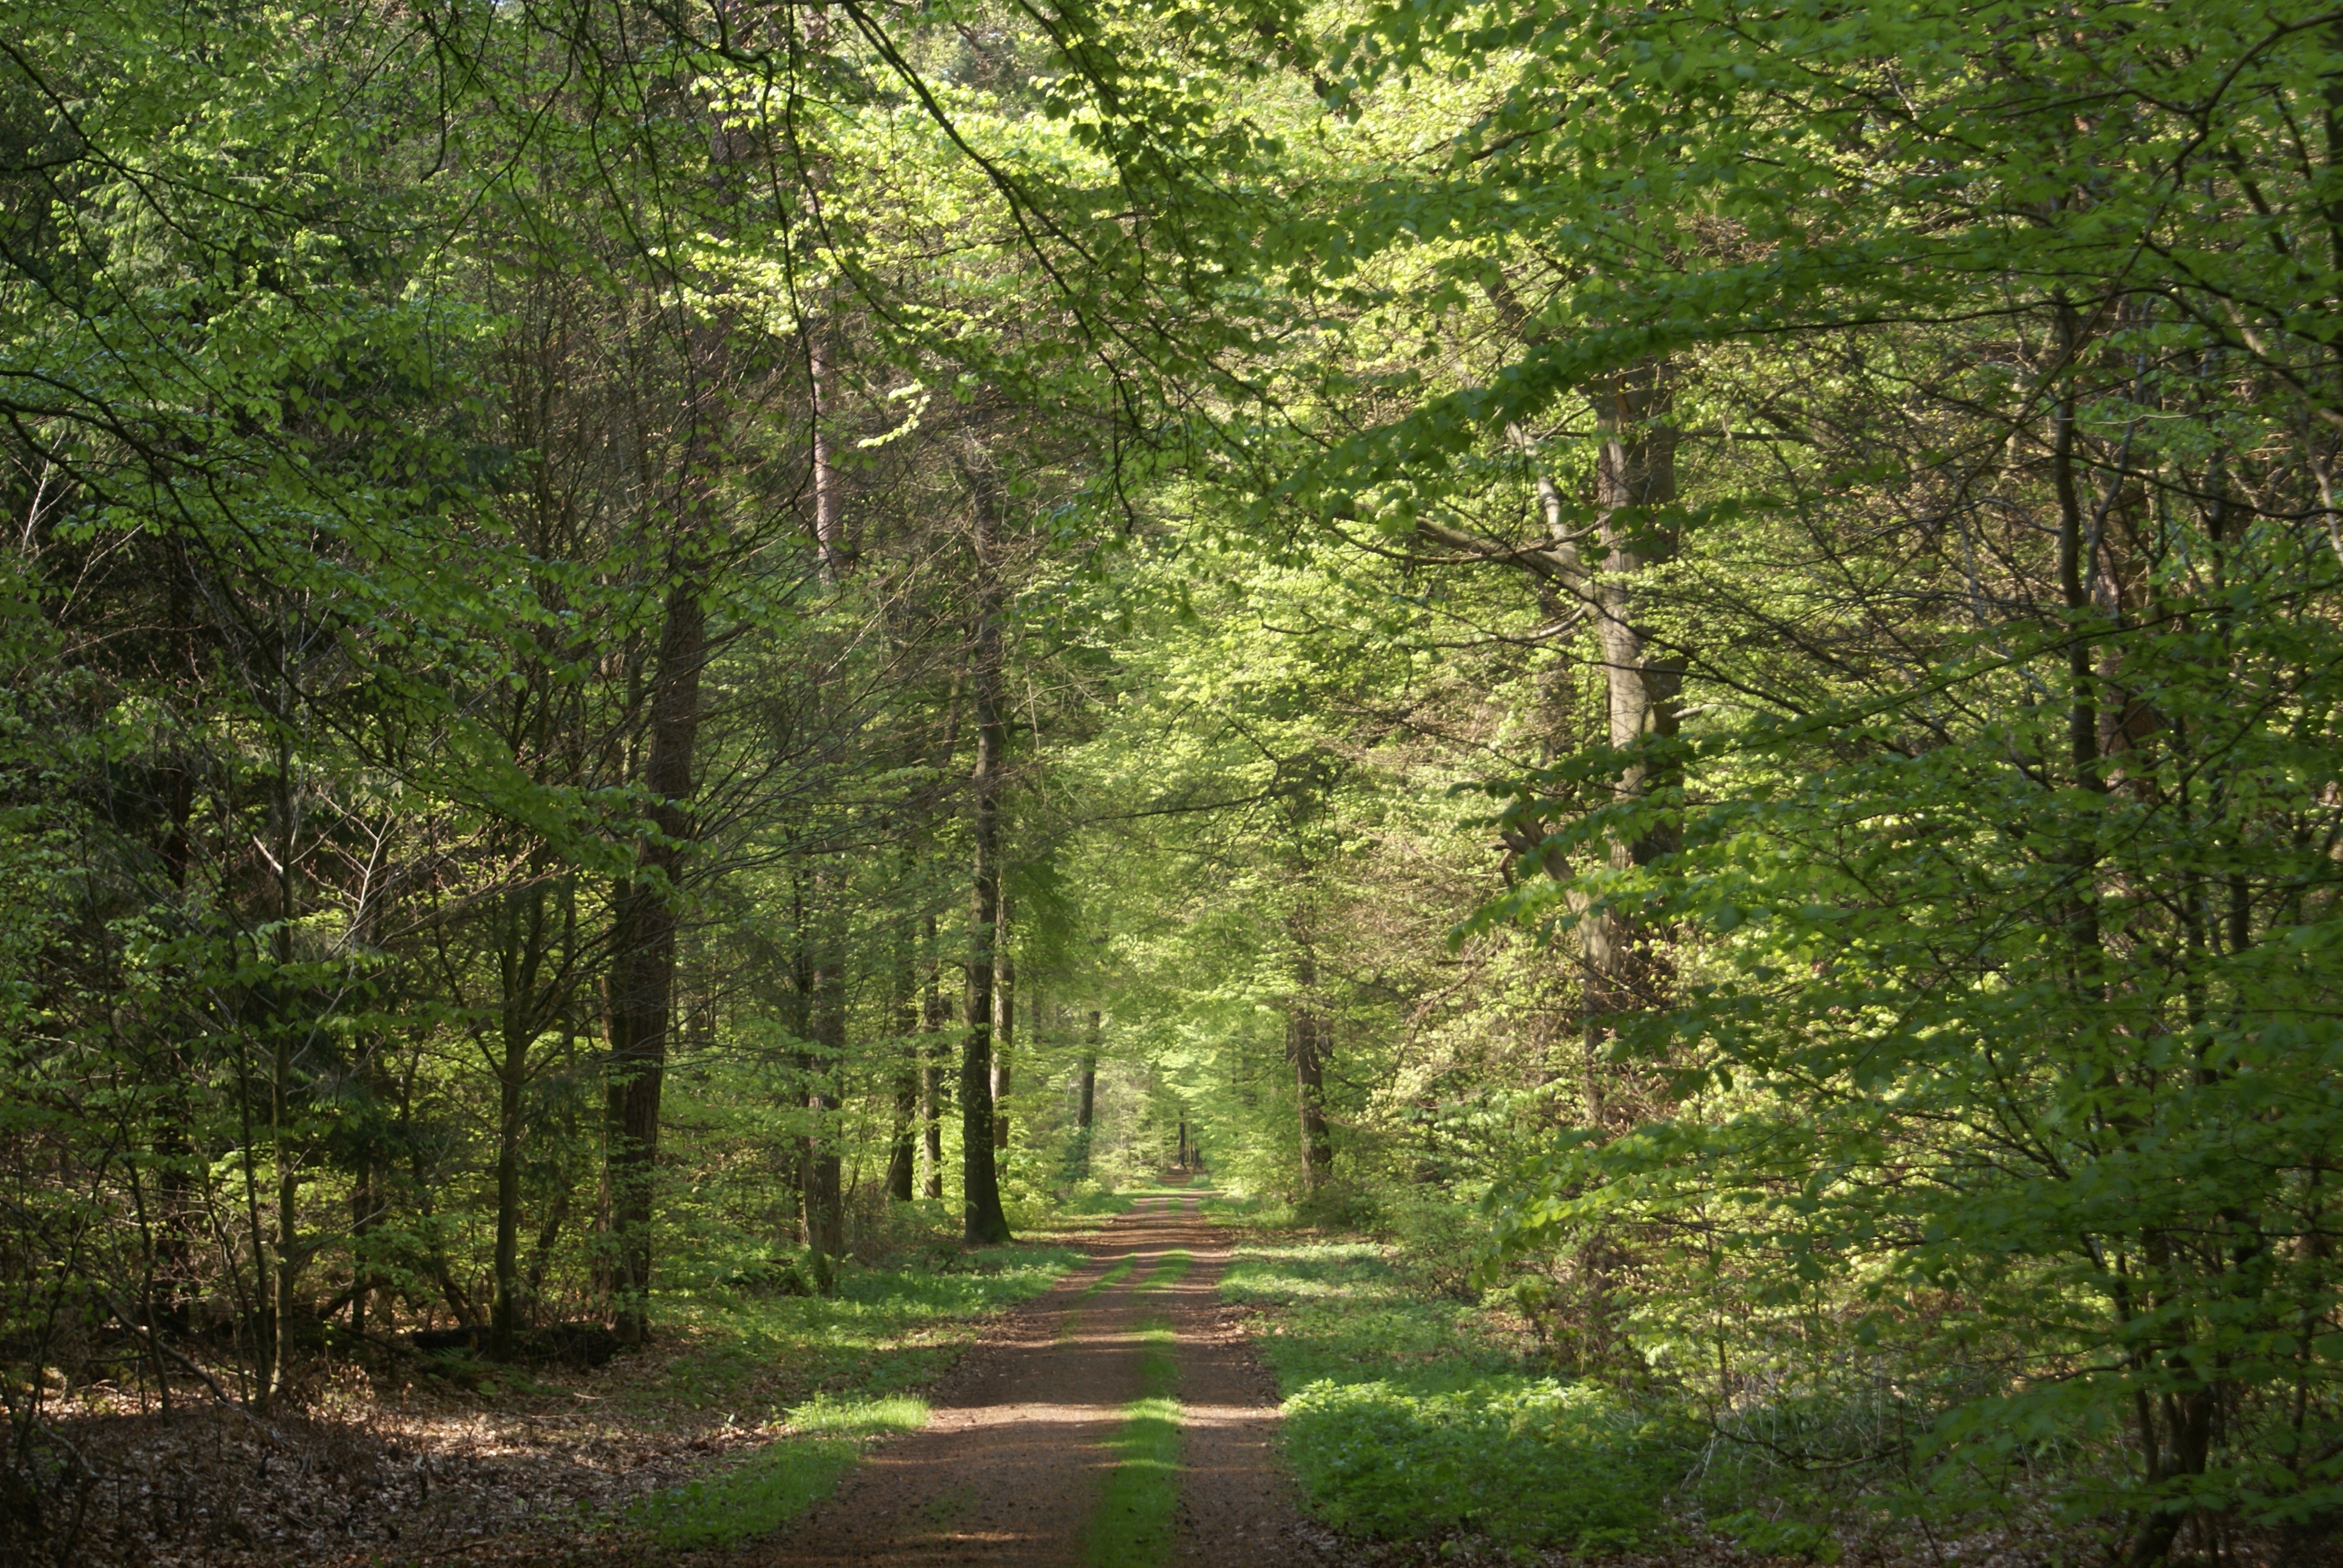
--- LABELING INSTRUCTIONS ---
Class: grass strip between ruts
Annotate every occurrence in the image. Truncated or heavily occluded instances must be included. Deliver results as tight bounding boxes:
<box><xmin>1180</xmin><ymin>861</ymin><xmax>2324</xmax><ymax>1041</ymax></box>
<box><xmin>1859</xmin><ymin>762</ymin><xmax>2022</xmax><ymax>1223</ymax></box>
<box><xmin>1136</xmin><ymin>1247</ymin><xmax>1190</xmax><ymax>1294</ymax></box>
<box><xmin>1082</xmin><ymin>1253</ymin><xmax>1139</xmax><ymax>1299</ymax></box>
<box><xmin>1060</xmin><ymin>1252</ymin><xmax>1141</xmax><ymax>1344</ymax></box>
<box><xmin>1080</xmin><ymin>1319</ymin><xmax>1182</xmax><ymax>1568</ymax></box>
<box><xmin>1080</xmin><ymin>1247</ymin><xmax>1193</xmax><ymax>1566</ymax></box>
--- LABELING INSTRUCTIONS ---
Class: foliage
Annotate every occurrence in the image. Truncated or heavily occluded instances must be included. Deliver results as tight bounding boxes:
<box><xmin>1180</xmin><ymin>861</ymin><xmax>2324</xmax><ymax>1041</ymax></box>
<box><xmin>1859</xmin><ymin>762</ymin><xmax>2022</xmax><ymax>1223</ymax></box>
<box><xmin>1224</xmin><ymin>1240</ymin><xmax>1693</xmax><ymax>1550</ymax></box>
<box><xmin>9</xmin><ymin>0</ymin><xmax>2343</xmax><ymax>1558</ymax></box>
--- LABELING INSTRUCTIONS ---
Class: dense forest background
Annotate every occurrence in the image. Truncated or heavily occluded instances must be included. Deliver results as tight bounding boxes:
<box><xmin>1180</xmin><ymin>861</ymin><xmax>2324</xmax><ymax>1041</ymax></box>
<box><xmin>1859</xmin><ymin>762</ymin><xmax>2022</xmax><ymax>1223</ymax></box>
<box><xmin>5</xmin><ymin>0</ymin><xmax>2343</xmax><ymax>1563</ymax></box>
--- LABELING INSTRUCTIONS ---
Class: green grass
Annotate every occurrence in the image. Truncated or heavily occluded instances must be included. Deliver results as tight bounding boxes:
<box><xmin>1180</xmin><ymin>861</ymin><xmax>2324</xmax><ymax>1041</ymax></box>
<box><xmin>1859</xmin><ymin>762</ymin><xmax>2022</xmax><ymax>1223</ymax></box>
<box><xmin>1221</xmin><ymin>1241</ymin><xmax>1694</xmax><ymax>1553</ymax></box>
<box><xmin>1061</xmin><ymin>1253</ymin><xmax>1141</xmax><ymax>1343</ymax></box>
<box><xmin>647</xmin><ymin>1243</ymin><xmax>1084</xmax><ymax>1414</ymax></box>
<box><xmin>1080</xmin><ymin>1254</ymin><xmax>1139</xmax><ymax>1299</ymax></box>
<box><xmin>1082</xmin><ymin>1320</ymin><xmax>1182</xmax><ymax>1567</ymax></box>
<box><xmin>614</xmin><ymin>1241</ymin><xmax>1081</xmax><ymax>1550</ymax></box>
<box><xmin>1136</xmin><ymin>1249</ymin><xmax>1190</xmax><ymax>1292</ymax></box>
<box><xmin>635</xmin><ymin>1393</ymin><xmax>929</xmax><ymax>1549</ymax></box>
<box><xmin>1063</xmin><ymin>1186</ymin><xmax>1138</xmax><ymax>1216</ymax></box>
<box><xmin>1080</xmin><ymin>1249</ymin><xmax>1194</xmax><ymax>1565</ymax></box>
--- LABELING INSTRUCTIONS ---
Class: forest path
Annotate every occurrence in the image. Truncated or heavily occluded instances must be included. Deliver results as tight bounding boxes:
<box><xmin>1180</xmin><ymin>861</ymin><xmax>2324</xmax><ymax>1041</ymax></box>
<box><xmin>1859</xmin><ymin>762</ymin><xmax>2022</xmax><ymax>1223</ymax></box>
<box><xmin>765</xmin><ymin>1191</ymin><xmax>1326</xmax><ymax>1566</ymax></box>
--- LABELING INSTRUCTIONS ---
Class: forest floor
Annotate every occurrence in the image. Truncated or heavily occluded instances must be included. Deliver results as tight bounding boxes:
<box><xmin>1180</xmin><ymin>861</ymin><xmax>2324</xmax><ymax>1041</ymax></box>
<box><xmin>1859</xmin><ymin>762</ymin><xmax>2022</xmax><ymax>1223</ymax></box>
<box><xmin>36</xmin><ymin>1229</ymin><xmax>1084</xmax><ymax>1566</ymax></box>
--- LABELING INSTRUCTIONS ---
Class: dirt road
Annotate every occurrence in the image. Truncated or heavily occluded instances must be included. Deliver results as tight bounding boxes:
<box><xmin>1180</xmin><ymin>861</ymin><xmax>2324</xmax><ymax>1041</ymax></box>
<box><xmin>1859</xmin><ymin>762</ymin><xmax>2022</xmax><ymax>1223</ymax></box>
<box><xmin>768</xmin><ymin>1193</ymin><xmax>1328</xmax><ymax>1566</ymax></box>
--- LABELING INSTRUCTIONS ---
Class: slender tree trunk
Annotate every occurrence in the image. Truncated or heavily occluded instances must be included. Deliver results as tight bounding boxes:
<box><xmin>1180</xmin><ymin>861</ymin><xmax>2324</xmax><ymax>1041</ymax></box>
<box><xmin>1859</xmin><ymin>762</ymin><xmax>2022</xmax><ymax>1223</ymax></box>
<box><xmin>920</xmin><ymin>913</ymin><xmax>945</xmax><ymax>1200</ymax></box>
<box><xmin>991</xmin><ymin>901</ymin><xmax>1014</xmax><ymax>1151</ymax></box>
<box><xmin>960</xmin><ymin>463</ymin><xmax>1012</xmax><ymax>1245</ymax></box>
<box><xmin>603</xmin><ymin>567</ymin><xmax>706</xmax><ymax>1345</ymax></box>
<box><xmin>886</xmin><ymin>924</ymin><xmax>918</xmax><ymax>1201</ymax></box>
<box><xmin>806</xmin><ymin>940</ymin><xmax>846</xmax><ymax>1266</ymax></box>
<box><xmin>493</xmin><ymin>881</ymin><xmax>549</xmax><ymax>1359</ymax></box>
<box><xmin>265</xmin><ymin>720</ymin><xmax>301</xmax><ymax>1410</ymax></box>
<box><xmin>349</xmin><ymin>1154</ymin><xmax>373</xmax><ymax>1339</ymax></box>
<box><xmin>810</xmin><ymin>327</ymin><xmax>844</xmax><ymax>586</ymax></box>
<box><xmin>1075</xmin><ymin>1008</ymin><xmax>1099</xmax><ymax>1174</ymax></box>
<box><xmin>1289</xmin><ymin>938</ymin><xmax>1334</xmax><ymax>1188</ymax></box>
<box><xmin>491</xmin><ymin>1026</ymin><xmax>528</xmax><ymax>1356</ymax></box>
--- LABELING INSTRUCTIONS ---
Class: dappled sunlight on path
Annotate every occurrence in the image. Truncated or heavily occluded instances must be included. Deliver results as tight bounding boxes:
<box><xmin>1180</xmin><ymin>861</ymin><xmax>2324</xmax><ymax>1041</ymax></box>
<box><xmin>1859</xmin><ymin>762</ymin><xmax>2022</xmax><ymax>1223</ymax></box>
<box><xmin>767</xmin><ymin>1189</ymin><xmax>1328</xmax><ymax>1566</ymax></box>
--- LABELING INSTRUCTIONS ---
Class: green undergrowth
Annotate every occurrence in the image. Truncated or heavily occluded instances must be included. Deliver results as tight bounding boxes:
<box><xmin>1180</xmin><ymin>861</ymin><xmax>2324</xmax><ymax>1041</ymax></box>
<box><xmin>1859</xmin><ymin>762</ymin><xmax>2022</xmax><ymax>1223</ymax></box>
<box><xmin>649</xmin><ymin>1241</ymin><xmax>1083</xmax><ymax>1415</ymax></box>
<box><xmin>1059</xmin><ymin>1181</ymin><xmax>1139</xmax><ymax>1217</ymax></box>
<box><xmin>635</xmin><ymin>1393</ymin><xmax>929</xmax><ymax>1549</ymax></box>
<box><xmin>1222</xmin><ymin>1240</ymin><xmax>1695</xmax><ymax>1553</ymax></box>
<box><xmin>616</xmin><ymin>1240</ymin><xmax>1080</xmax><ymax>1550</ymax></box>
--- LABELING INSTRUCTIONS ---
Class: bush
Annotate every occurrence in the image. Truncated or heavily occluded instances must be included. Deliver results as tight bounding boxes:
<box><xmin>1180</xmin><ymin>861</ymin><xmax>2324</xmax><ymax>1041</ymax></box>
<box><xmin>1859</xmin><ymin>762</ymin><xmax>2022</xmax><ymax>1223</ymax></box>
<box><xmin>1382</xmin><ymin>1189</ymin><xmax>1486</xmax><ymax>1301</ymax></box>
<box><xmin>1293</xmin><ymin>1181</ymin><xmax>1384</xmax><ymax>1232</ymax></box>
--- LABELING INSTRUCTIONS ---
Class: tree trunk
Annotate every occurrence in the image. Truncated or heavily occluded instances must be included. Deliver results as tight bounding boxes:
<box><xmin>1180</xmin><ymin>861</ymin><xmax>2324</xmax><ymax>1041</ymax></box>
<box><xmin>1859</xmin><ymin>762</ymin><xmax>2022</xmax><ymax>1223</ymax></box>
<box><xmin>810</xmin><ymin>327</ymin><xmax>845</xmax><ymax>586</ymax></box>
<box><xmin>991</xmin><ymin>901</ymin><xmax>1014</xmax><ymax>1151</ymax></box>
<box><xmin>886</xmin><ymin>924</ymin><xmax>918</xmax><ymax>1202</ymax></box>
<box><xmin>960</xmin><ymin>462</ymin><xmax>1012</xmax><ymax>1246</ymax></box>
<box><xmin>1577</xmin><ymin>361</ymin><xmax>1681</xmax><ymax>1103</ymax></box>
<box><xmin>920</xmin><ymin>913</ymin><xmax>946</xmax><ymax>1200</ymax></box>
<box><xmin>491</xmin><ymin>1024</ymin><xmax>528</xmax><ymax>1357</ymax></box>
<box><xmin>806</xmin><ymin>941</ymin><xmax>846</xmax><ymax>1266</ymax></box>
<box><xmin>349</xmin><ymin>1154</ymin><xmax>373</xmax><ymax>1339</ymax></box>
<box><xmin>1289</xmin><ymin>941</ymin><xmax>1334</xmax><ymax>1188</ymax></box>
<box><xmin>493</xmin><ymin>881</ymin><xmax>551</xmax><ymax>1359</ymax></box>
<box><xmin>603</xmin><ymin>570</ymin><xmax>706</xmax><ymax>1346</ymax></box>
<box><xmin>1078</xmin><ymin>1011</ymin><xmax>1099</xmax><ymax>1132</ymax></box>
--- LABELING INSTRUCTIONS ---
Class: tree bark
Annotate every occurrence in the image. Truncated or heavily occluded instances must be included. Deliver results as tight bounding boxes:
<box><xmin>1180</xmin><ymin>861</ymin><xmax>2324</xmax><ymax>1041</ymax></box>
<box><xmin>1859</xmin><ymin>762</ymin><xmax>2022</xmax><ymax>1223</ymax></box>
<box><xmin>1289</xmin><ymin>939</ymin><xmax>1334</xmax><ymax>1188</ymax></box>
<box><xmin>959</xmin><ymin>462</ymin><xmax>1013</xmax><ymax>1245</ymax></box>
<box><xmin>886</xmin><ymin>923</ymin><xmax>919</xmax><ymax>1202</ymax></box>
<box><xmin>603</xmin><ymin>569</ymin><xmax>706</xmax><ymax>1346</ymax></box>
<box><xmin>1077</xmin><ymin>1010</ymin><xmax>1099</xmax><ymax>1139</ymax></box>
<box><xmin>920</xmin><ymin>913</ymin><xmax>946</xmax><ymax>1200</ymax></box>
<box><xmin>991</xmin><ymin>900</ymin><xmax>1014</xmax><ymax>1151</ymax></box>
<box><xmin>492</xmin><ymin>878</ymin><xmax>558</xmax><ymax>1359</ymax></box>
<box><xmin>810</xmin><ymin>326</ymin><xmax>845</xmax><ymax>587</ymax></box>
<box><xmin>1576</xmin><ymin>361</ymin><xmax>1681</xmax><ymax>1101</ymax></box>
<box><xmin>805</xmin><ymin>936</ymin><xmax>846</xmax><ymax>1266</ymax></box>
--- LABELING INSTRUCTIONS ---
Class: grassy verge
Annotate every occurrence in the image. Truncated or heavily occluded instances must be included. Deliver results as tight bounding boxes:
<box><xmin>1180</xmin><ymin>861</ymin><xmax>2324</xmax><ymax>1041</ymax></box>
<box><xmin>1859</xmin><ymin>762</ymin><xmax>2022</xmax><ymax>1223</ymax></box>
<box><xmin>646</xmin><ymin>1243</ymin><xmax>1083</xmax><ymax>1416</ymax></box>
<box><xmin>1221</xmin><ymin>1240</ymin><xmax>1694</xmax><ymax>1554</ymax></box>
<box><xmin>620</xmin><ymin>1241</ymin><xmax>1081</xmax><ymax>1550</ymax></box>
<box><xmin>636</xmin><ymin>1393</ymin><xmax>929</xmax><ymax>1549</ymax></box>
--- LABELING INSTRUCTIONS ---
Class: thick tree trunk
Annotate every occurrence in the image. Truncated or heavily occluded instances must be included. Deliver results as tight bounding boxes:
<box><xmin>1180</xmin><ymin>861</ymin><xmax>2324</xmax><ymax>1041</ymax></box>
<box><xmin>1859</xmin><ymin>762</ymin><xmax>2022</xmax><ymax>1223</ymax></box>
<box><xmin>959</xmin><ymin>464</ymin><xmax>1013</xmax><ymax>1246</ymax></box>
<box><xmin>886</xmin><ymin>926</ymin><xmax>918</xmax><ymax>1202</ymax></box>
<box><xmin>603</xmin><ymin>571</ymin><xmax>706</xmax><ymax>1345</ymax></box>
<box><xmin>1577</xmin><ymin>362</ymin><xmax>1681</xmax><ymax>1098</ymax></box>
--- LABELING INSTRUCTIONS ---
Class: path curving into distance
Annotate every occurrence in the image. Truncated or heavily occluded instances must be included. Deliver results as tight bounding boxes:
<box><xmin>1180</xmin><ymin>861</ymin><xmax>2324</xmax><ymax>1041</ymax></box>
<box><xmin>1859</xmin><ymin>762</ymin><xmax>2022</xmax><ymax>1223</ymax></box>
<box><xmin>767</xmin><ymin>1191</ymin><xmax>1331</xmax><ymax>1566</ymax></box>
